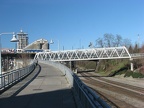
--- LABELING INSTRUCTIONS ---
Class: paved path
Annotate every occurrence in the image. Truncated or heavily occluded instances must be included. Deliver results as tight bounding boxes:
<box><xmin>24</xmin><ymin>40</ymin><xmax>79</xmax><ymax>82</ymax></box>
<box><xmin>0</xmin><ymin>63</ymin><xmax>76</xmax><ymax>108</ymax></box>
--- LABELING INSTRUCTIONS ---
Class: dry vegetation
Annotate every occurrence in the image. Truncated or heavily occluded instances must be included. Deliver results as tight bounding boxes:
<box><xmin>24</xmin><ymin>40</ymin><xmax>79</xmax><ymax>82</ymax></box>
<box><xmin>16</xmin><ymin>54</ymin><xmax>31</xmax><ymax>68</ymax></box>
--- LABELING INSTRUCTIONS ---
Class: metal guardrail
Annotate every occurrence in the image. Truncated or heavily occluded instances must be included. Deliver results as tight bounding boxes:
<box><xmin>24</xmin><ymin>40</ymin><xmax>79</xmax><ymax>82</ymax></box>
<box><xmin>39</xmin><ymin>60</ymin><xmax>110</xmax><ymax>108</ymax></box>
<box><xmin>73</xmin><ymin>74</ymin><xmax>110</xmax><ymax>108</ymax></box>
<box><xmin>0</xmin><ymin>61</ymin><xmax>37</xmax><ymax>91</ymax></box>
<box><xmin>130</xmin><ymin>53</ymin><xmax>144</xmax><ymax>58</ymax></box>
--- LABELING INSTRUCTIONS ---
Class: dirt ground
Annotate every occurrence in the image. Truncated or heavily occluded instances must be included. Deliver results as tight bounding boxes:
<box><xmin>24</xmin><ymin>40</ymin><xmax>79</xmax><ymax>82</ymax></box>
<box><xmin>107</xmin><ymin>74</ymin><xmax>144</xmax><ymax>88</ymax></box>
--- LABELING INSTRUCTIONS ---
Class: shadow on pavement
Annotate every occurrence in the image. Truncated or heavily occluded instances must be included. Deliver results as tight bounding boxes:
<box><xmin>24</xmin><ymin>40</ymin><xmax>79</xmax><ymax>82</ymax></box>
<box><xmin>0</xmin><ymin>88</ymin><xmax>76</xmax><ymax>108</ymax></box>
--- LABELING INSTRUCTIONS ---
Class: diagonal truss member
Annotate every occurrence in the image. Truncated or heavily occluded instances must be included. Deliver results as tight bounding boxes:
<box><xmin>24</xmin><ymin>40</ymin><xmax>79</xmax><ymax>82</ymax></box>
<box><xmin>34</xmin><ymin>46</ymin><xmax>131</xmax><ymax>61</ymax></box>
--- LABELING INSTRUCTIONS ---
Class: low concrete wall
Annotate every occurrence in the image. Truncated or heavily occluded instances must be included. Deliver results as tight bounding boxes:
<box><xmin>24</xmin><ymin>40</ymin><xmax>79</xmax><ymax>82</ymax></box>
<box><xmin>39</xmin><ymin>61</ymin><xmax>74</xmax><ymax>87</ymax></box>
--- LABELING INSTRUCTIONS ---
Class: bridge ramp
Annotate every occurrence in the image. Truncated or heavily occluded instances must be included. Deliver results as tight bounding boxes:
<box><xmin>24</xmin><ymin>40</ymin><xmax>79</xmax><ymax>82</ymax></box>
<box><xmin>0</xmin><ymin>63</ymin><xmax>76</xmax><ymax>108</ymax></box>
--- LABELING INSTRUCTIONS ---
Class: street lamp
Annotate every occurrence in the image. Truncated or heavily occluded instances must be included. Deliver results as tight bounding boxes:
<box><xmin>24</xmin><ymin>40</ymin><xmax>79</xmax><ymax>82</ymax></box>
<box><xmin>50</xmin><ymin>39</ymin><xmax>60</xmax><ymax>51</ymax></box>
<box><xmin>49</xmin><ymin>39</ymin><xmax>54</xmax><ymax>51</ymax></box>
<box><xmin>0</xmin><ymin>32</ymin><xmax>19</xmax><ymax>84</ymax></box>
<box><xmin>50</xmin><ymin>39</ymin><xmax>54</xmax><ymax>44</ymax></box>
<box><xmin>11</xmin><ymin>33</ymin><xmax>19</xmax><ymax>42</ymax></box>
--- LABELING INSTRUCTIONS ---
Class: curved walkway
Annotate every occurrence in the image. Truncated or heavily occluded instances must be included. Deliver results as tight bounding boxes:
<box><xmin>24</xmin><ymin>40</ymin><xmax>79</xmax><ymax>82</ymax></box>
<box><xmin>0</xmin><ymin>63</ymin><xmax>76</xmax><ymax>108</ymax></box>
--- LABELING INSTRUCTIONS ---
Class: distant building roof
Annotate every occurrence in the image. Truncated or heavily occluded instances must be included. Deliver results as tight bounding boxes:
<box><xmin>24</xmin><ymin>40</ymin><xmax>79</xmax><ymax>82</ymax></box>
<box><xmin>17</xmin><ymin>29</ymin><xmax>28</xmax><ymax>35</ymax></box>
<box><xmin>23</xmin><ymin>38</ymin><xmax>49</xmax><ymax>50</ymax></box>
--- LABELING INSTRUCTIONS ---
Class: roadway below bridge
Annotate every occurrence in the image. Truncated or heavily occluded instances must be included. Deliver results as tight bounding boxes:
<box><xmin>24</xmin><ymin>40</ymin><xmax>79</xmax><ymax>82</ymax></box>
<box><xmin>0</xmin><ymin>63</ymin><xmax>77</xmax><ymax>108</ymax></box>
<box><xmin>78</xmin><ymin>71</ymin><xmax>144</xmax><ymax>108</ymax></box>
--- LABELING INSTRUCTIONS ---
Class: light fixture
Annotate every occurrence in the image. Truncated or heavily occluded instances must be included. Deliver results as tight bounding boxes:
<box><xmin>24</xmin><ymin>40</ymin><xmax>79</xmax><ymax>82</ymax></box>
<box><xmin>10</xmin><ymin>34</ymin><xmax>19</xmax><ymax>42</ymax></box>
<box><xmin>50</xmin><ymin>39</ymin><xmax>54</xmax><ymax>44</ymax></box>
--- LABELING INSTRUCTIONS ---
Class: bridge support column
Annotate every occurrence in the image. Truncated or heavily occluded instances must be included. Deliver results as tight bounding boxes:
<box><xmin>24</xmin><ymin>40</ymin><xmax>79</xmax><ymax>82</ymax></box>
<box><xmin>70</xmin><ymin>61</ymin><xmax>72</xmax><ymax>70</ymax></box>
<box><xmin>70</xmin><ymin>61</ymin><xmax>75</xmax><ymax>70</ymax></box>
<box><xmin>95</xmin><ymin>60</ymin><xmax>99</xmax><ymax>72</ymax></box>
<box><xmin>130</xmin><ymin>58</ymin><xmax>134</xmax><ymax>71</ymax></box>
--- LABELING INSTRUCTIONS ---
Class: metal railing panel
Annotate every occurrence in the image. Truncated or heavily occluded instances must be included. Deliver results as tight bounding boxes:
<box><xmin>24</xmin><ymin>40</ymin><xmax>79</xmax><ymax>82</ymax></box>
<box><xmin>0</xmin><ymin>61</ymin><xmax>37</xmax><ymax>91</ymax></box>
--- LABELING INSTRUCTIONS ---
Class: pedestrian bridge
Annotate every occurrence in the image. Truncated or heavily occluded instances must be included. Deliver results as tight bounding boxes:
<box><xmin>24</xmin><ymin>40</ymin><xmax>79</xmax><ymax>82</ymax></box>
<box><xmin>34</xmin><ymin>46</ymin><xmax>132</xmax><ymax>61</ymax></box>
<box><xmin>34</xmin><ymin>46</ymin><xmax>144</xmax><ymax>72</ymax></box>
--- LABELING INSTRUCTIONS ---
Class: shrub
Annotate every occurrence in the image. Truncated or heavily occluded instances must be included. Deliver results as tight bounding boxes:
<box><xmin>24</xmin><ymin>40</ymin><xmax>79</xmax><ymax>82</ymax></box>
<box><xmin>124</xmin><ymin>71</ymin><xmax>133</xmax><ymax>77</ymax></box>
<box><xmin>132</xmin><ymin>72</ymin><xmax>144</xmax><ymax>78</ymax></box>
<box><xmin>115</xmin><ymin>70</ymin><xmax>126</xmax><ymax>75</ymax></box>
<box><xmin>124</xmin><ymin>71</ymin><xmax>144</xmax><ymax>78</ymax></box>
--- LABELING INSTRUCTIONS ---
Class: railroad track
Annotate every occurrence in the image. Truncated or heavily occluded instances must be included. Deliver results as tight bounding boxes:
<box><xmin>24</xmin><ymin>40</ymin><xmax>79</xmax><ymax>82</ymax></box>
<box><xmin>78</xmin><ymin>72</ymin><xmax>144</xmax><ymax>108</ymax></box>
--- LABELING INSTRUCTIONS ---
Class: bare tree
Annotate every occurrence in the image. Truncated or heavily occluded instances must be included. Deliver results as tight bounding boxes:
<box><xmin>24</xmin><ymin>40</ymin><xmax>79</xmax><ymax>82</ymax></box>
<box><xmin>140</xmin><ymin>45</ymin><xmax>144</xmax><ymax>66</ymax></box>
<box><xmin>114</xmin><ymin>35</ymin><xmax>122</xmax><ymax>47</ymax></box>
<box><xmin>140</xmin><ymin>44</ymin><xmax>144</xmax><ymax>53</ymax></box>
<box><xmin>104</xmin><ymin>33</ymin><xmax>114</xmax><ymax>47</ymax></box>
<box><xmin>122</xmin><ymin>38</ymin><xmax>131</xmax><ymax>48</ymax></box>
<box><xmin>95</xmin><ymin>33</ymin><xmax>131</xmax><ymax>48</ymax></box>
<box><xmin>128</xmin><ymin>45</ymin><xmax>133</xmax><ymax>53</ymax></box>
<box><xmin>88</xmin><ymin>42</ymin><xmax>93</xmax><ymax>48</ymax></box>
<box><xmin>95</xmin><ymin>38</ymin><xmax>104</xmax><ymax>47</ymax></box>
<box><xmin>133</xmin><ymin>44</ymin><xmax>139</xmax><ymax>53</ymax></box>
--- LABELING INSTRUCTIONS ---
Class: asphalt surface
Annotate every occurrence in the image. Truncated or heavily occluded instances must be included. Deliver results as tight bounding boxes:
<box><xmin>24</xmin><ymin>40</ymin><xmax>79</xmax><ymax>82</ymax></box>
<box><xmin>0</xmin><ymin>63</ymin><xmax>76</xmax><ymax>108</ymax></box>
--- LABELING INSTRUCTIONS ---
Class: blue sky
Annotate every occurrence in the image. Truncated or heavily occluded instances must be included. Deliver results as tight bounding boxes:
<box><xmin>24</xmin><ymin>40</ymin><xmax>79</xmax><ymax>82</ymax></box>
<box><xmin>0</xmin><ymin>0</ymin><xmax>144</xmax><ymax>50</ymax></box>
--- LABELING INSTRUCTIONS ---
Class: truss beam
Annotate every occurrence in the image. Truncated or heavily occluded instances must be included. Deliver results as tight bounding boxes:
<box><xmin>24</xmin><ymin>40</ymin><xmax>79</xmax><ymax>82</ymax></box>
<box><xmin>34</xmin><ymin>46</ymin><xmax>131</xmax><ymax>61</ymax></box>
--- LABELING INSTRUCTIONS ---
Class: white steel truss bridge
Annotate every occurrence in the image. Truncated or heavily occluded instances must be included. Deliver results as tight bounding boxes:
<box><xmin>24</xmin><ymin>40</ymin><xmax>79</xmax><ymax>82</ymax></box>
<box><xmin>34</xmin><ymin>46</ymin><xmax>132</xmax><ymax>61</ymax></box>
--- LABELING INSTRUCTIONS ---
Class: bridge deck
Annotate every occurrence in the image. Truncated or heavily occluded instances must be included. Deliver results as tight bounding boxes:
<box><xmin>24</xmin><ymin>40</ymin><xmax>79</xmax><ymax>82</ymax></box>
<box><xmin>0</xmin><ymin>63</ymin><xmax>76</xmax><ymax>108</ymax></box>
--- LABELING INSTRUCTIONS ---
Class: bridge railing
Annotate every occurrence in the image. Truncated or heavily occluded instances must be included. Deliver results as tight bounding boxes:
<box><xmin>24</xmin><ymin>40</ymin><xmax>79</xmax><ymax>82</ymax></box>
<box><xmin>131</xmin><ymin>53</ymin><xmax>144</xmax><ymax>59</ymax></box>
<box><xmin>39</xmin><ymin>60</ymin><xmax>110</xmax><ymax>108</ymax></box>
<box><xmin>34</xmin><ymin>46</ymin><xmax>131</xmax><ymax>61</ymax></box>
<box><xmin>0</xmin><ymin>60</ymin><xmax>37</xmax><ymax>91</ymax></box>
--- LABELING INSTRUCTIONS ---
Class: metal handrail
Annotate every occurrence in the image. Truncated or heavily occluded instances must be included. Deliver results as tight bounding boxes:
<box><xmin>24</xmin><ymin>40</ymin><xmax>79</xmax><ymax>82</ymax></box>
<box><xmin>0</xmin><ymin>61</ymin><xmax>37</xmax><ymax>90</ymax></box>
<box><xmin>131</xmin><ymin>53</ymin><xmax>144</xmax><ymax>58</ymax></box>
<box><xmin>73</xmin><ymin>73</ymin><xmax>110</xmax><ymax>108</ymax></box>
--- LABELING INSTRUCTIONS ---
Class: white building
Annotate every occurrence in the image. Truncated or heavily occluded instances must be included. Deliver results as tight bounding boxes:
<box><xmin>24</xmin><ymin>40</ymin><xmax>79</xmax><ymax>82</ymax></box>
<box><xmin>17</xmin><ymin>29</ymin><xmax>28</xmax><ymax>49</ymax></box>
